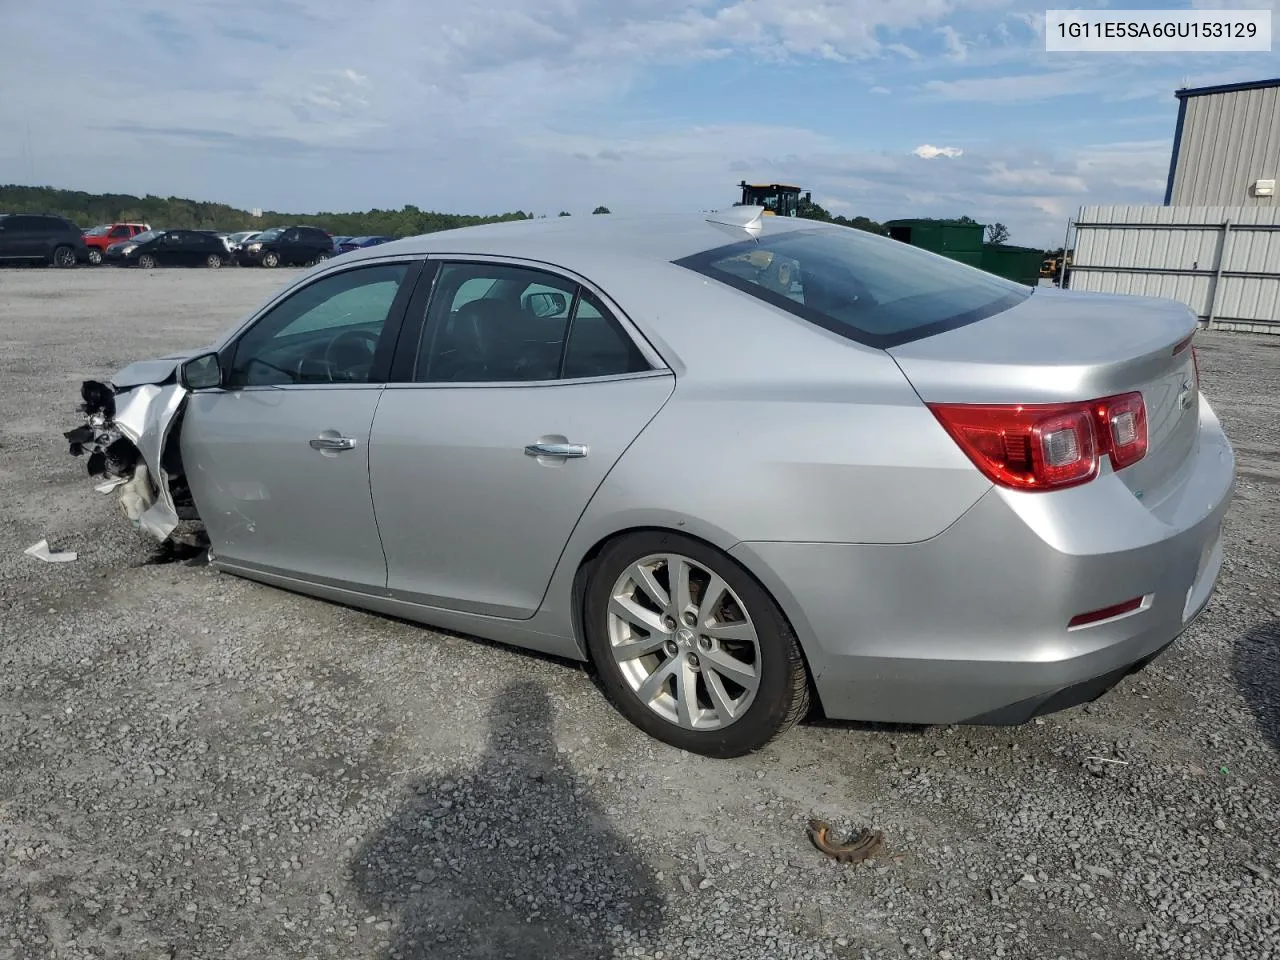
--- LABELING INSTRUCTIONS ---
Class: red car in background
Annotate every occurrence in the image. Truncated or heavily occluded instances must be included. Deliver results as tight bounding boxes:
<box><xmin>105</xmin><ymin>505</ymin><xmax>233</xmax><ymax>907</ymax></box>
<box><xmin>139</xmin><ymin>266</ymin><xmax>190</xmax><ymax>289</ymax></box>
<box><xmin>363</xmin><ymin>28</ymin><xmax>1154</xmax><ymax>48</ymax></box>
<box><xmin>83</xmin><ymin>222</ymin><xmax>151</xmax><ymax>265</ymax></box>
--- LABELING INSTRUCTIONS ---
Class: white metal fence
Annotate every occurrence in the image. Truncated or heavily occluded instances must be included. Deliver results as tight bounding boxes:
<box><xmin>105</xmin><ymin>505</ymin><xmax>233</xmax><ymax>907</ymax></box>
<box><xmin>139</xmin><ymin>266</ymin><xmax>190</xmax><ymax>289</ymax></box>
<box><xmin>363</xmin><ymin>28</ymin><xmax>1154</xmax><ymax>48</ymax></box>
<box><xmin>1069</xmin><ymin>205</ymin><xmax>1280</xmax><ymax>334</ymax></box>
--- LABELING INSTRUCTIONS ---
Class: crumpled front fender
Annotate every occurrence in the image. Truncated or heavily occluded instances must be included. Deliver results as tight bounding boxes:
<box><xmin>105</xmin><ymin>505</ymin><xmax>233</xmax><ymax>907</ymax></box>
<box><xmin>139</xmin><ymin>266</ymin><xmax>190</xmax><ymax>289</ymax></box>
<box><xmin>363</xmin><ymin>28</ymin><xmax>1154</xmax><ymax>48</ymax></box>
<box><xmin>64</xmin><ymin>377</ymin><xmax>191</xmax><ymax>541</ymax></box>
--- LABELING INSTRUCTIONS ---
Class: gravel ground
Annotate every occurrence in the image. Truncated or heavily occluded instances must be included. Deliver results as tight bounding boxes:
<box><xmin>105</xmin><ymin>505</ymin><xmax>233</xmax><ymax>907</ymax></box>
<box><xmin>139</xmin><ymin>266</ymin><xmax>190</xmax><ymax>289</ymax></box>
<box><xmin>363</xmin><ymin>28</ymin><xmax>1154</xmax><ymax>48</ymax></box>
<box><xmin>1</xmin><ymin>266</ymin><xmax>1278</xmax><ymax>960</ymax></box>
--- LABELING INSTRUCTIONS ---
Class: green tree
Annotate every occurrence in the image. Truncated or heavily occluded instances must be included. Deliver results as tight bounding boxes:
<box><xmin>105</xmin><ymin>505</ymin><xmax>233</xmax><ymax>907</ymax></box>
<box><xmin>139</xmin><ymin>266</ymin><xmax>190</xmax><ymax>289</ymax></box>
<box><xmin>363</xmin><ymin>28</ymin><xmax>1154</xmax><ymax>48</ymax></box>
<box><xmin>558</xmin><ymin>211</ymin><xmax>571</xmax><ymax>216</ymax></box>
<box><xmin>592</xmin><ymin>205</ymin><xmax>611</xmax><ymax>214</ymax></box>
<box><xmin>985</xmin><ymin>222</ymin><xmax>1010</xmax><ymax>245</ymax></box>
<box><xmin>0</xmin><ymin>184</ymin><xmax>531</xmax><ymax>237</ymax></box>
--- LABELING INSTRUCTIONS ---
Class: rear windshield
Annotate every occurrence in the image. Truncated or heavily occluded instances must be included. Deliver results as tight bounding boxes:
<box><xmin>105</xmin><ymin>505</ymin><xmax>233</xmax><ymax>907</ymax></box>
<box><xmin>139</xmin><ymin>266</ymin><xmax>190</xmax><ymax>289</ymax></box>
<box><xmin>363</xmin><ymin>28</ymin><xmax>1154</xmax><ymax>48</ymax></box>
<box><xmin>674</xmin><ymin>226</ymin><xmax>1032</xmax><ymax>348</ymax></box>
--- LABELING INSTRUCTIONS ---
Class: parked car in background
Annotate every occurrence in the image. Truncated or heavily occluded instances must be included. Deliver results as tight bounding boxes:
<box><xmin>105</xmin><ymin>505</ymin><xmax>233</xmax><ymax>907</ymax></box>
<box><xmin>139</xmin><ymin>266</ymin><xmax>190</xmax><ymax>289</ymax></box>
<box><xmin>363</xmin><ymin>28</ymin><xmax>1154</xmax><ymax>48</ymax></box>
<box><xmin>82</xmin><ymin>222</ymin><xmax>151</xmax><ymax>265</ymax></box>
<box><xmin>196</xmin><ymin>230</ymin><xmax>235</xmax><ymax>254</ymax></box>
<box><xmin>0</xmin><ymin>213</ymin><xmax>90</xmax><ymax>267</ymax></box>
<box><xmin>104</xmin><ymin>228</ymin><xmax>229</xmax><ymax>268</ymax></box>
<box><xmin>61</xmin><ymin>209</ymin><xmax>1235</xmax><ymax>757</ymax></box>
<box><xmin>330</xmin><ymin>235</ymin><xmax>353</xmax><ymax>254</ymax></box>
<box><xmin>237</xmin><ymin>225</ymin><xmax>332</xmax><ymax>267</ymax></box>
<box><xmin>227</xmin><ymin>230</ymin><xmax>260</xmax><ymax>254</ymax></box>
<box><xmin>337</xmin><ymin>235</ymin><xmax>395</xmax><ymax>255</ymax></box>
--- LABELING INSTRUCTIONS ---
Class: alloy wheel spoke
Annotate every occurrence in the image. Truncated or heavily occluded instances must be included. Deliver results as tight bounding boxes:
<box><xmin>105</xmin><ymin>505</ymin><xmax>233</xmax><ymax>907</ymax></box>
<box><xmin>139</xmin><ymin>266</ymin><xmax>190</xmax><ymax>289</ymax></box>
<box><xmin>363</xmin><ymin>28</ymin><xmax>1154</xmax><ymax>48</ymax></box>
<box><xmin>609</xmin><ymin>595</ymin><xmax>667</xmax><ymax>636</ymax></box>
<box><xmin>611</xmin><ymin>633</ymin><xmax>669</xmax><ymax>663</ymax></box>
<box><xmin>674</xmin><ymin>662</ymin><xmax>700</xmax><ymax>728</ymax></box>
<box><xmin>704</xmin><ymin>620</ymin><xmax>757</xmax><ymax>645</ymax></box>
<box><xmin>628</xmin><ymin>561</ymin><xmax>670</xmax><ymax>609</ymax></box>
<box><xmin>635</xmin><ymin>658</ymin><xmax>677</xmax><ymax>705</ymax></box>
<box><xmin>701</xmin><ymin>647</ymin><xmax>758</xmax><ymax>692</ymax></box>
<box><xmin>696</xmin><ymin>572</ymin><xmax>730</xmax><ymax>626</ymax></box>
<box><xmin>704</xmin><ymin>670</ymin><xmax>739</xmax><ymax>724</ymax></box>
<box><xmin>667</xmin><ymin>555</ymin><xmax>694</xmax><ymax>619</ymax></box>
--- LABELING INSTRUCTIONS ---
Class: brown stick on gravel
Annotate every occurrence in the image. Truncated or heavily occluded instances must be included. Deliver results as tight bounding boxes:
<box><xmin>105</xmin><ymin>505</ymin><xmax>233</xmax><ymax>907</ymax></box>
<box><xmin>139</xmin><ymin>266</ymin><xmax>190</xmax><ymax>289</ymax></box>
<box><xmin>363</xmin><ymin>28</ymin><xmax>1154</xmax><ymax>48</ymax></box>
<box><xmin>807</xmin><ymin>819</ymin><xmax>885</xmax><ymax>864</ymax></box>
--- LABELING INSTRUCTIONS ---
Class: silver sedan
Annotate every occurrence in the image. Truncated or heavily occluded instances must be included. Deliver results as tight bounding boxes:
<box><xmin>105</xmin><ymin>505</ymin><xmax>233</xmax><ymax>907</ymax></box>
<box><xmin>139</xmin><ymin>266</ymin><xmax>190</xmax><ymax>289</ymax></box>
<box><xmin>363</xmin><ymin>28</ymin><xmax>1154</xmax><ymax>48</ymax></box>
<box><xmin>65</xmin><ymin>207</ymin><xmax>1236</xmax><ymax>758</ymax></box>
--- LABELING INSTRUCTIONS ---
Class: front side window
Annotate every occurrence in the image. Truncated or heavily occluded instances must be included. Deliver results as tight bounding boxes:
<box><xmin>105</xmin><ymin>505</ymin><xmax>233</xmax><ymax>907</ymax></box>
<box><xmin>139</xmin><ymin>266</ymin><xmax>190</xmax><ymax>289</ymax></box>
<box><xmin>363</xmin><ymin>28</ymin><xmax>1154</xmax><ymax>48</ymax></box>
<box><xmin>674</xmin><ymin>226</ymin><xmax>1031</xmax><ymax>348</ymax></box>
<box><xmin>228</xmin><ymin>263</ymin><xmax>409</xmax><ymax>387</ymax></box>
<box><xmin>414</xmin><ymin>263</ymin><xmax>649</xmax><ymax>383</ymax></box>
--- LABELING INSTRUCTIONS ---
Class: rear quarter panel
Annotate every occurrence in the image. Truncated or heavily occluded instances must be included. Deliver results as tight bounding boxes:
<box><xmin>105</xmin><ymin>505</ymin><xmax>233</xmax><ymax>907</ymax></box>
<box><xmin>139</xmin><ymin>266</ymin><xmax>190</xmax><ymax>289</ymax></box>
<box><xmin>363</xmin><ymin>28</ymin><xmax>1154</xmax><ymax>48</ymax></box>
<box><xmin>552</xmin><ymin>260</ymin><xmax>993</xmax><ymax>548</ymax></box>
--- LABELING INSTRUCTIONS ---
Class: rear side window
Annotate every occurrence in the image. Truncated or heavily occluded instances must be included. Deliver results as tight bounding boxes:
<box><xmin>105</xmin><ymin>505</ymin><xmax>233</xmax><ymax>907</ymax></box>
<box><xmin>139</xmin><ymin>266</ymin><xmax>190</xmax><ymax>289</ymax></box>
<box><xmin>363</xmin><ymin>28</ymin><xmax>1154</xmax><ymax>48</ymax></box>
<box><xmin>673</xmin><ymin>227</ymin><xmax>1031</xmax><ymax>349</ymax></box>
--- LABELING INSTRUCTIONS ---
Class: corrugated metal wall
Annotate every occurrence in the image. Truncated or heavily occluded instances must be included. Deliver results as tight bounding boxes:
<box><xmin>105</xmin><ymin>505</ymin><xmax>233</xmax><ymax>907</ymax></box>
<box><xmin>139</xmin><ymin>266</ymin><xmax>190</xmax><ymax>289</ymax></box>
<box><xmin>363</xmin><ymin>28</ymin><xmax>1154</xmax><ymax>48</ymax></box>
<box><xmin>1170</xmin><ymin>85</ymin><xmax>1280</xmax><ymax>207</ymax></box>
<box><xmin>1071</xmin><ymin>205</ymin><xmax>1280</xmax><ymax>334</ymax></box>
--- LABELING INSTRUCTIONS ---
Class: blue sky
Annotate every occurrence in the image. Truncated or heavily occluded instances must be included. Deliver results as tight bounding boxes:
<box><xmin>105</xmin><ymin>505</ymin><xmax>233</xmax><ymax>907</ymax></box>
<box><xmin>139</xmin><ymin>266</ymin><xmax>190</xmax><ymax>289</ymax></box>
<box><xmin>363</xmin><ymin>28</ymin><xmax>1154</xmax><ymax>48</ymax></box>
<box><xmin>1</xmin><ymin>0</ymin><xmax>1275</xmax><ymax>246</ymax></box>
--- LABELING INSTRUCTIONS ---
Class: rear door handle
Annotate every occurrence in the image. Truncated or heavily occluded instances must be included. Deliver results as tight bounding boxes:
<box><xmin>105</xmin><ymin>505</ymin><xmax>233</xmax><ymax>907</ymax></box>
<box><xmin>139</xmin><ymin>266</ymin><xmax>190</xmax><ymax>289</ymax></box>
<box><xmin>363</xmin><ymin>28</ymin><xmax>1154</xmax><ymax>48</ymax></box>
<box><xmin>310</xmin><ymin>435</ymin><xmax>357</xmax><ymax>451</ymax></box>
<box><xmin>524</xmin><ymin>441</ymin><xmax>588</xmax><ymax>458</ymax></box>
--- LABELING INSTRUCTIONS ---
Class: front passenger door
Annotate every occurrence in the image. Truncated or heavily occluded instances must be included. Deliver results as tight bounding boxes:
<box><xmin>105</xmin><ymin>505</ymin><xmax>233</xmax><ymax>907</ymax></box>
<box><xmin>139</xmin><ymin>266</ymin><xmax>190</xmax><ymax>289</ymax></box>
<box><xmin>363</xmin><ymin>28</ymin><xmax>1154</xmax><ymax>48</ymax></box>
<box><xmin>181</xmin><ymin>259</ymin><xmax>424</xmax><ymax>590</ymax></box>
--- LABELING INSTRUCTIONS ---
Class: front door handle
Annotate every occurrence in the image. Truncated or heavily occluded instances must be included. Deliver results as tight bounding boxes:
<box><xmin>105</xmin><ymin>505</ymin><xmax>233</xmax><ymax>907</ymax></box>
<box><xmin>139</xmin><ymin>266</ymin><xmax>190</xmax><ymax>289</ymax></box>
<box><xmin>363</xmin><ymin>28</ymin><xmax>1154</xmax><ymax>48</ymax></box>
<box><xmin>310</xmin><ymin>435</ymin><xmax>357</xmax><ymax>451</ymax></box>
<box><xmin>524</xmin><ymin>441</ymin><xmax>588</xmax><ymax>458</ymax></box>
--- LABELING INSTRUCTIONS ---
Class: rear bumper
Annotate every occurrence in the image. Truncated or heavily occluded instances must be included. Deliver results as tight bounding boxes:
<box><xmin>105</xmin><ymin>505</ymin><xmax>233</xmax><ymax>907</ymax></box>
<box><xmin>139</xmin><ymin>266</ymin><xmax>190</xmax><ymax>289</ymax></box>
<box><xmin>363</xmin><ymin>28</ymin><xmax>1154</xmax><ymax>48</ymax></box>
<box><xmin>731</xmin><ymin>395</ymin><xmax>1235</xmax><ymax>725</ymax></box>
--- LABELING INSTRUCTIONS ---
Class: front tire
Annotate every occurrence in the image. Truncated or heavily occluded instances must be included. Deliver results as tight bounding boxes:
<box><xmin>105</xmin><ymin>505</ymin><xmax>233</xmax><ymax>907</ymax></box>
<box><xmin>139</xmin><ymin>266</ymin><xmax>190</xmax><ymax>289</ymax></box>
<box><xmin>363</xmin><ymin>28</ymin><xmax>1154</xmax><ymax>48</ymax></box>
<box><xmin>86</xmin><ymin>248</ymin><xmax>103</xmax><ymax>266</ymax></box>
<box><xmin>583</xmin><ymin>530</ymin><xmax>810</xmax><ymax>758</ymax></box>
<box><xmin>52</xmin><ymin>245</ymin><xmax>77</xmax><ymax>268</ymax></box>
<box><xmin>137</xmin><ymin>253</ymin><xmax>156</xmax><ymax>269</ymax></box>
<box><xmin>261</xmin><ymin>251</ymin><xmax>279</xmax><ymax>268</ymax></box>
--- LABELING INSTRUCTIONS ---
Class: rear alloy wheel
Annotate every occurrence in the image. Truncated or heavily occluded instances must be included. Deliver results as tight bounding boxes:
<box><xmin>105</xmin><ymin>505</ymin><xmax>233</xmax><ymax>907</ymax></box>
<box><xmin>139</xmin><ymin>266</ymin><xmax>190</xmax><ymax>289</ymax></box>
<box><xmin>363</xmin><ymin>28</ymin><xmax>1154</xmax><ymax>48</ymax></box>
<box><xmin>137</xmin><ymin>253</ymin><xmax>157</xmax><ymax>269</ymax></box>
<box><xmin>314</xmin><ymin>251</ymin><xmax>330</xmax><ymax>264</ymax></box>
<box><xmin>584</xmin><ymin>530</ymin><xmax>810</xmax><ymax>758</ymax></box>
<box><xmin>86</xmin><ymin>248</ymin><xmax>103</xmax><ymax>266</ymax></box>
<box><xmin>261</xmin><ymin>251</ymin><xmax>280</xmax><ymax>268</ymax></box>
<box><xmin>206</xmin><ymin>253</ymin><xmax>223</xmax><ymax>268</ymax></box>
<box><xmin>52</xmin><ymin>245</ymin><xmax>77</xmax><ymax>268</ymax></box>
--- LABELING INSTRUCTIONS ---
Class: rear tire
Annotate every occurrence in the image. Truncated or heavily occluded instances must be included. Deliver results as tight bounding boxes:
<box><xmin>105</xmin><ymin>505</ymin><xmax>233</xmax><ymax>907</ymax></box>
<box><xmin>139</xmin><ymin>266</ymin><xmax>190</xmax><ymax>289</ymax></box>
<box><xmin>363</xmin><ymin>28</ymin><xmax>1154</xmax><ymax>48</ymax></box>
<box><xmin>52</xmin><ymin>245</ymin><xmax>77</xmax><ymax>268</ymax></box>
<box><xmin>206</xmin><ymin>253</ymin><xmax>223</xmax><ymax>268</ymax></box>
<box><xmin>583</xmin><ymin>530</ymin><xmax>810</xmax><ymax>758</ymax></box>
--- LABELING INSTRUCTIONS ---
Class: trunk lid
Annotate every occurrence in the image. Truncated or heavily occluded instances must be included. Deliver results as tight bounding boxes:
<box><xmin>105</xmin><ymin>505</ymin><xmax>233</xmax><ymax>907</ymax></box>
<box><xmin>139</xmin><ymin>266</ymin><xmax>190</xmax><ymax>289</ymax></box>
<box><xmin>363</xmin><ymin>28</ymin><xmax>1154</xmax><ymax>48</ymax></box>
<box><xmin>888</xmin><ymin>287</ymin><xmax>1201</xmax><ymax>501</ymax></box>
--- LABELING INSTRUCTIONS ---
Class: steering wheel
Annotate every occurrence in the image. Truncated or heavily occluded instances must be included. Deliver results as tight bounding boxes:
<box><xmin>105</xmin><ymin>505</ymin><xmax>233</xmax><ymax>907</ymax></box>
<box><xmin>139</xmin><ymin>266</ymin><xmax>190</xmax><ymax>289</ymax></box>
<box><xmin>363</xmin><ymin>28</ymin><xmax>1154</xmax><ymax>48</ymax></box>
<box><xmin>323</xmin><ymin>329</ymin><xmax>379</xmax><ymax>382</ymax></box>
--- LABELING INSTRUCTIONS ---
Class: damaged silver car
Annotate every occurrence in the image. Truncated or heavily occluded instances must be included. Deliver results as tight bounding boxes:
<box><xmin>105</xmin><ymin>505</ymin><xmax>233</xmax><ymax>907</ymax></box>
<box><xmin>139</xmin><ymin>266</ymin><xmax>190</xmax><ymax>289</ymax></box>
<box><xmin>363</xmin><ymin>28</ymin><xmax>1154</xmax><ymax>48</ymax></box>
<box><xmin>64</xmin><ymin>210</ymin><xmax>1234</xmax><ymax>759</ymax></box>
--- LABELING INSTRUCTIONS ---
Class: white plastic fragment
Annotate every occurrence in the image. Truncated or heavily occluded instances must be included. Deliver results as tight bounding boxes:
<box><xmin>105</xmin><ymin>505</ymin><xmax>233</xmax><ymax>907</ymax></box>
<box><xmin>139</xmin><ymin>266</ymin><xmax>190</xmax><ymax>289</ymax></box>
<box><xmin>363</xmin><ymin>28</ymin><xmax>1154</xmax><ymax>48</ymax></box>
<box><xmin>24</xmin><ymin>539</ymin><xmax>77</xmax><ymax>563</ymax></box>
<box><xmin>95</xmin><ymin>477</ymin><xmax>129</xmax><ymax>494</ymax></box>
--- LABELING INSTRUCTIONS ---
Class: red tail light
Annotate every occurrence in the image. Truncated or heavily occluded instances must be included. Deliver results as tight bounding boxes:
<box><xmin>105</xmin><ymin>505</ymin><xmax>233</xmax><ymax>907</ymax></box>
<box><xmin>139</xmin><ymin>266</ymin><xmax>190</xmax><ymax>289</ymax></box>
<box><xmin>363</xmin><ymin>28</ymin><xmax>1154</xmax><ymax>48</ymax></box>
<box><xmin>929</xmin><ymin>392</ymin><xmax>1148</xmax><ymax>491</ymax></box>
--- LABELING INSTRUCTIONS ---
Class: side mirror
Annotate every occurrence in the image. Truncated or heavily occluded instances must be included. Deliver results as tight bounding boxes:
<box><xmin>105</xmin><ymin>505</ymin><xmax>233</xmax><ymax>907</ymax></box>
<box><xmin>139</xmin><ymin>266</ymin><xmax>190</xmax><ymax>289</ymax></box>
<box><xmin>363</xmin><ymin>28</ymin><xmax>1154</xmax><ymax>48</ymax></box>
<box><xmin>524</xmin><ymin>291</ymin><xmax>567</xmax><ymax>318</ymax></box>
<box><xmin>180</xmin><ymin>352</ymin><xmax>223</xmax><ymax>390</ymax></box>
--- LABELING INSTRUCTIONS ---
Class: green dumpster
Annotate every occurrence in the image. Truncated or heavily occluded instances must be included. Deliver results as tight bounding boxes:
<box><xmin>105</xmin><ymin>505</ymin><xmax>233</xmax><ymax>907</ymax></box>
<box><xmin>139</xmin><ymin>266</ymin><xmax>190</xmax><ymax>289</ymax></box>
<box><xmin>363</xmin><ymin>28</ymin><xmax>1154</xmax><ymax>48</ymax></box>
<box><xmin>882</xmin><ymin>218</ymin><xmax>984</xmax><ymax>268</ymax></box>
<box><xmin>980</xmin><ymin>244</ymin><xmax>1044</xmax><ymax>286</ymax></box>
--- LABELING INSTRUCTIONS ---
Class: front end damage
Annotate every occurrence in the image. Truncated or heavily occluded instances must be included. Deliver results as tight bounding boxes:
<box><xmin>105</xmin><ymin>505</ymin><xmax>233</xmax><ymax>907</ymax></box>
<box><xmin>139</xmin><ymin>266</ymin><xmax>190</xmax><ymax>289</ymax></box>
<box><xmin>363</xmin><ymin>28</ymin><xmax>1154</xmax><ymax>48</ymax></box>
<box><xmin>64</xmin><ymin>376</ymin><xmax>197</xmax><ymax>542</ymax></box>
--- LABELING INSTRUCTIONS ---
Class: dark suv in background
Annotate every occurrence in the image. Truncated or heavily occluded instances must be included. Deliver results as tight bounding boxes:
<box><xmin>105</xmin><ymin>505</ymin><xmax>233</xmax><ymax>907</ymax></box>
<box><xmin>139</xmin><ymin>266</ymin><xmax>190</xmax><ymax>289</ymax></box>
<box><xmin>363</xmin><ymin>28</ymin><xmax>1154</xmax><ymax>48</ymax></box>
<box><xmin>0</xmin><ymin>214</ymin><xmax>89</xmax><ymax>267</ymax></box>
<box><xmin>237</xmin><ymin>225</ymin><xmax>333</xmax><ymax>267</ymax></box>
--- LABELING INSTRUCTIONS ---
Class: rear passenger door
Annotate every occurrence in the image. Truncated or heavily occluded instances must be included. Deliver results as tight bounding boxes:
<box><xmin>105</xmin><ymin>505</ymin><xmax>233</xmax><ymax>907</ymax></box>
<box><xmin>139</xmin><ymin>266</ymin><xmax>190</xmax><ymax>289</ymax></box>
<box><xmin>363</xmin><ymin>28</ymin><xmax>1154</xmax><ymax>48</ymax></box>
<box><xmin>368</xmin><ymin>259</ymin><xmax>675</xmax><ymax>619</ymax></box>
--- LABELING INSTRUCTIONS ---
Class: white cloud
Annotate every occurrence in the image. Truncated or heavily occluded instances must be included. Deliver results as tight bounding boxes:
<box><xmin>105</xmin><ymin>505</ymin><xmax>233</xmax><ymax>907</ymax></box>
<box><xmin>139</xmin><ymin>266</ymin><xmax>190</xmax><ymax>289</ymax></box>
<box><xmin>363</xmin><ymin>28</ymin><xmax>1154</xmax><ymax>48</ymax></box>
<box><xmin>937</xmin><ymin>25</ymin><xmax>968</xmax><ymax>59</ymax></box>
<box><xmin>922</xmin><ymin>68</ymin><xmax>1098</xmax><ymax>102</ymax></box>
<box><xmin>913</xmin><ymin>144</ymin><xmax>964</xmax><ymax>159</ymax></box>
<box><xmin>870</xmin><ymin>85</ymin><xmax>892</xmax><ymax>94</ymax></box>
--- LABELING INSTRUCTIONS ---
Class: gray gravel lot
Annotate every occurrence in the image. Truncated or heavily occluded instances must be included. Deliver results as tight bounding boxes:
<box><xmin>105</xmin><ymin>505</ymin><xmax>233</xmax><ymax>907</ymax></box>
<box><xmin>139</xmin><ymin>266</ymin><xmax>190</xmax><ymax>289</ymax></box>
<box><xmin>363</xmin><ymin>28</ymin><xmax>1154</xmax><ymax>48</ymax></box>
<box><xmin>1</xmin><ymin>266</ymin><xmax>1278</xmax><ymax>960</ymax></box>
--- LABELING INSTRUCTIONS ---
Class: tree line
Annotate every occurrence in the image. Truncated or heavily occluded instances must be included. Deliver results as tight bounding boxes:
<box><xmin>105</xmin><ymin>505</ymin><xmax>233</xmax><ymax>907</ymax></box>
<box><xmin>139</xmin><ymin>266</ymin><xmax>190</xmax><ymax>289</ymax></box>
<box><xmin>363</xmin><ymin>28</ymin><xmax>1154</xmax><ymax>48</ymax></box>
<box><xmin>2</xmin><ymin>183</ymin><xmax>1026</xmax><ymax>250</ymax></box>
<box><xmin>0</xmin><ymin>185</ymin><xmax>536</xmax><ymax>237</ymax></box>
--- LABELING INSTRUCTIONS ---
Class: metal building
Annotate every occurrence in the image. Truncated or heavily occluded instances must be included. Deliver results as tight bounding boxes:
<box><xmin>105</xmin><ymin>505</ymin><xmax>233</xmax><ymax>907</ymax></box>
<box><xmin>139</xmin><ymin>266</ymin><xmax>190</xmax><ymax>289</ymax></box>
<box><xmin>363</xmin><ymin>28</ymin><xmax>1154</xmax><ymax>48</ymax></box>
<box><xmin>1065</xmin><ymin>76</ymin><xmax>1280</xmax><ymax>333</ymax></box>
<box><xmin>1164</xmin><ymin>77</ymin><xmax>1279</xmax><ymax>207</ymax></box>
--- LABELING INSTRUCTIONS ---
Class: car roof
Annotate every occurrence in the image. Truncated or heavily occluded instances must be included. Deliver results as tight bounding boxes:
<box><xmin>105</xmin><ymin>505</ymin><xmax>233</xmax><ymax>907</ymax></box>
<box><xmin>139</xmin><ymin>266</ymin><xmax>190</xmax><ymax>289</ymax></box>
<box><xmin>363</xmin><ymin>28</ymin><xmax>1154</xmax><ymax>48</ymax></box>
<box><xmin>337</xmin><ymin>210</ymin><xmax>831</xmax><ymax>267</ymax></box>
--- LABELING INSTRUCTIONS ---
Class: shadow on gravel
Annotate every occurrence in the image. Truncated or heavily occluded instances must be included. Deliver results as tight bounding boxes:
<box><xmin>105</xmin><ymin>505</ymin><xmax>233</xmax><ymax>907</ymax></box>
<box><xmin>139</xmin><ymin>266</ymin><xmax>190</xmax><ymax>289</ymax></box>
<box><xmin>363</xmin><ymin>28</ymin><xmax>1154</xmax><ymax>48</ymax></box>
<box><xmin>350</xmin><ymin>679</ymin><xmax>665</xmax><ymax>959</ymax></box>
<box><xmin>1234</xmin><ymin>620</ymin><xmax>1280</xmax><ymax>752</ymax></box>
